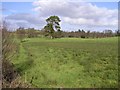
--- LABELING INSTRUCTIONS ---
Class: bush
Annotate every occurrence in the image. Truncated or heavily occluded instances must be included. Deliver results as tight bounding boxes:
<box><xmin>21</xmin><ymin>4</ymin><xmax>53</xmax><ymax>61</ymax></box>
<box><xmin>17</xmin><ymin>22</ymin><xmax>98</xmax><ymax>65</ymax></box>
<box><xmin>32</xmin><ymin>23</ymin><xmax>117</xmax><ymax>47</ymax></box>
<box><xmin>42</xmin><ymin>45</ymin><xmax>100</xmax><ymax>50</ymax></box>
<box><xmin>81</xmin><ymin>35</ymin><xmax>86</xmax><ymax>38</ymax></box>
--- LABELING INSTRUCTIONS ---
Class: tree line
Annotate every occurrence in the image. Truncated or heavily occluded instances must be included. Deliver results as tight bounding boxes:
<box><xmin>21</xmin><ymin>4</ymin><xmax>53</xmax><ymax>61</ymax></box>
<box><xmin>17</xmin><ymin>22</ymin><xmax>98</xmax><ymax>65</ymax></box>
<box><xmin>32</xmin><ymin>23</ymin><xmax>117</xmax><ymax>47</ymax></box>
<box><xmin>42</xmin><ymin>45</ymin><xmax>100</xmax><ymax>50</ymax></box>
<box><xmin>14</xmin><ymin>15</ymin><xmax>119</xmax><ymax>40</ymax></box>
<box><xmin>16</xmin><ymin>28</ymin><xmax>120</xmax><ymax>39</ymax></box>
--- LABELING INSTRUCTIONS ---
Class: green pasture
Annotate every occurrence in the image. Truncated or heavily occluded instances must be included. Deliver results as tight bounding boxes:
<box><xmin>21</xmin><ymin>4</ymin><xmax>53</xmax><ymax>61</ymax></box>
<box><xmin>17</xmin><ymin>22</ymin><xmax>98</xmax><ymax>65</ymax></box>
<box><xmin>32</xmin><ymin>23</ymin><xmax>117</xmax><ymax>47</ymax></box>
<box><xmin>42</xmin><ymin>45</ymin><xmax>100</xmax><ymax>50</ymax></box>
<box><xmin>12</xmin><ymin>37</ymin><xmax>118</xmax><ymax>88</ymax></box>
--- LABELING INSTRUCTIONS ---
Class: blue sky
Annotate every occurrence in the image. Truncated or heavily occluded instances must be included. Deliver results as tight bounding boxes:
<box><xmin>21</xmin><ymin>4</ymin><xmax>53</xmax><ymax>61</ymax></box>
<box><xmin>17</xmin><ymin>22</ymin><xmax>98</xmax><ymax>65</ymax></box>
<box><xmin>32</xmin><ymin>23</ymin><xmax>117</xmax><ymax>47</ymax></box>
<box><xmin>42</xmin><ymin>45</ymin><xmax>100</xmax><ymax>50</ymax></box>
<box><xmin>2</xmin><ymin>2</ymin><xmax>35</xmax><ymax>15</ymax></box>
<box><xmin>91</xmin><ymin>2</ymin><xmax>118</xmax><ymax>9</ymax></box>
<box><xmin>2</xmin><ymin>1</ymin><xmax>118</xmax><ymax>32</ymax></box>
<box><xmin>3</xmin><ymin>2</ymin><xmax>118</xmax><ymax>15</ymax></box>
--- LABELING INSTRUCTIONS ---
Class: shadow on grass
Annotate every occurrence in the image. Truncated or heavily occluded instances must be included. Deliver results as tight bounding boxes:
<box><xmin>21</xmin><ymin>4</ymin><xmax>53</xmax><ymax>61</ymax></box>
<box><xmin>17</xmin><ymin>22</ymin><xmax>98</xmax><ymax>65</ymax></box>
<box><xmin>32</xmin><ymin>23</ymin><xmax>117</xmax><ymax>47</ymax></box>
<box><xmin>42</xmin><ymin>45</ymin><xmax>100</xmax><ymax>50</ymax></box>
<box><xmin>15</xmin><ymin>58</ymin><xmax>34</xmax><ymax>75</ymax></box>
<box><xmin>15</xmin><ymin>43</ymin><xmax>35</xmax><ymax>75</ymax></box>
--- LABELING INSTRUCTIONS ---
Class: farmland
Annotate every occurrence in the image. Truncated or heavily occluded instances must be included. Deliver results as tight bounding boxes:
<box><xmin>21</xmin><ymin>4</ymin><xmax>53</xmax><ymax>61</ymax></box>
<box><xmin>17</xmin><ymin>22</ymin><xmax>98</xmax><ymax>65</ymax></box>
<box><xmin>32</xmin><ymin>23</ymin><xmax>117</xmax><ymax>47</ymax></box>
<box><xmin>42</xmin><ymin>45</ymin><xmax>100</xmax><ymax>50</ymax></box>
<box><xmin>12</xmin><ymin>37</ymin><xmax>118</xmax><ymax>88</ymax></box>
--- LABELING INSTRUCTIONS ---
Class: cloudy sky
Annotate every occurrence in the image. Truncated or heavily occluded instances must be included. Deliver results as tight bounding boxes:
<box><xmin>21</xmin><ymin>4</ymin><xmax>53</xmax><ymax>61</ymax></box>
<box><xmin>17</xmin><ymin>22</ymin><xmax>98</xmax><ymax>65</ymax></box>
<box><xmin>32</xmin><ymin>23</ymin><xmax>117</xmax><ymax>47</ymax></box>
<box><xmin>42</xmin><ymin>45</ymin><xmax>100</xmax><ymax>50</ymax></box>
<box><xmin>2</xmin><ymin>0</ymin><xmax>118</xmax><ymax>32</ymax></box>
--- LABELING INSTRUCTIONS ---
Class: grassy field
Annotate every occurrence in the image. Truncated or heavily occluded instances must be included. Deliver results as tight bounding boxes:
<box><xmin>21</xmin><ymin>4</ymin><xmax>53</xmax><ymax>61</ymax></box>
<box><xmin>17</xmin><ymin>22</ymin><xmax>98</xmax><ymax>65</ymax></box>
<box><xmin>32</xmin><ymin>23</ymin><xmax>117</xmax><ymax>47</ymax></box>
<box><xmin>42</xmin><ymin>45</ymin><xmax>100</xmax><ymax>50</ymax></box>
<box><xmin>12</xmin><ymin>37</ymin><xmax>118</xmax><ymax>88</ymax></box>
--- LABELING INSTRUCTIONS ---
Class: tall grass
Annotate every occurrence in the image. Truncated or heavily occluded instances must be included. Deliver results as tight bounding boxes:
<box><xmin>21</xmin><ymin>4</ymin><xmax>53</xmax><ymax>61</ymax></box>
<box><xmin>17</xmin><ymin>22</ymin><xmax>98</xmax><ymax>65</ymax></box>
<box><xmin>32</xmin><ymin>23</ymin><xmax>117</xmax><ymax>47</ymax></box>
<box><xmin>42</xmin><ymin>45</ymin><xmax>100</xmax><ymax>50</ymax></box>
<box><xmin>2</xmin><ymin>23</ymin><xmax>31</xmax><ymax>88</ymax></box>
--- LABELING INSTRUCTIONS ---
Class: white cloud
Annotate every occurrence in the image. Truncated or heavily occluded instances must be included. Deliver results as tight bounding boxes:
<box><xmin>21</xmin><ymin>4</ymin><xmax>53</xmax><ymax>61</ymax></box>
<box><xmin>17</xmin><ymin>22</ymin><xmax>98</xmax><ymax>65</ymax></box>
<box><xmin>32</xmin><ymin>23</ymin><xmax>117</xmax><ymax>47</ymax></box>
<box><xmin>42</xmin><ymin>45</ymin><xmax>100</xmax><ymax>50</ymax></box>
<box><xmin>6</xmin><ymin>13</ymin><xmax>45</xmax><ymax>25</ymax></box>
<box><xmin>5</xmin><ymin>13</ymin><xmax>46</xmax><ymax>29</ymax></box>
<box><xmin>33</xmin><ymin>0</ymin><xmax>118</xmax><ymax>28</ymax></box>
<box><xmin>3</xmin><ymin>0</ymin><xmax>118</xmax><ymax>31</ymax></box>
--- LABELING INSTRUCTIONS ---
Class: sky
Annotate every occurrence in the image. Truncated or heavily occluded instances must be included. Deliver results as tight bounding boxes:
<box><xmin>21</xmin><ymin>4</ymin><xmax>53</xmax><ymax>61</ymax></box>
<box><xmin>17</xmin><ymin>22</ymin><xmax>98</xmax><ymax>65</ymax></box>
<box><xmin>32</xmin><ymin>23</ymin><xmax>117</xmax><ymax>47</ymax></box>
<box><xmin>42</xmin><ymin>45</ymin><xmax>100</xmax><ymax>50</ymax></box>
<box><xmin>1</xmin><ymin>0</ymin><xmax>118</xmax><ymax>32</ymax></box>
